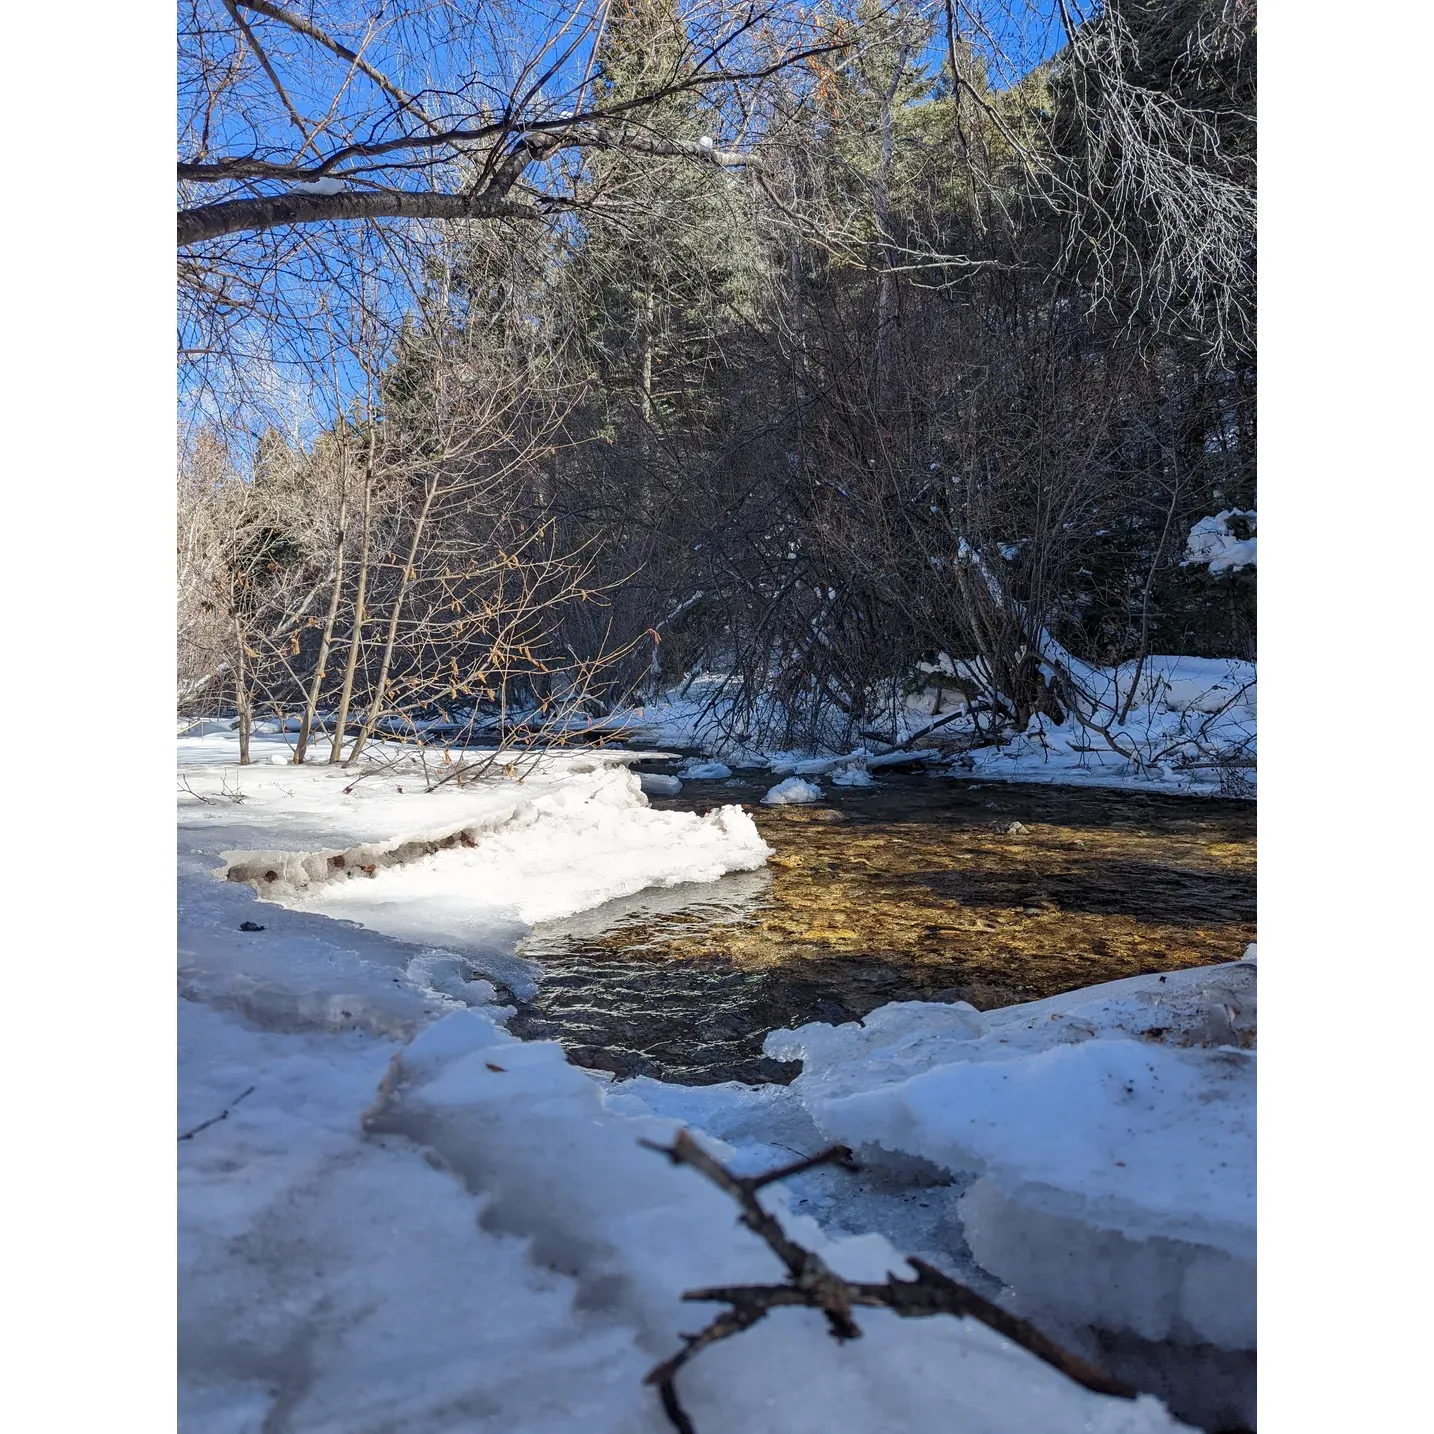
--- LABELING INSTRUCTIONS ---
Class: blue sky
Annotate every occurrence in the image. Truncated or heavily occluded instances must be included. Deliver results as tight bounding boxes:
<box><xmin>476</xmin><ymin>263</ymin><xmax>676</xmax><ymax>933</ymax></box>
<box><xmin>179</xmin><ymin>1</ymin><xmax>1083</xmax><ymax>452</ymax></box>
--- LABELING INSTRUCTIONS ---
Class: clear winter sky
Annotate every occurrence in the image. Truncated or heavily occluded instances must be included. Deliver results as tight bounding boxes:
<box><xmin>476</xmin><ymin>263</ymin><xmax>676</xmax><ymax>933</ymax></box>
<box><xmin>179</xmin><ymin>1</ymin><xmax>1076</xmax><ymax>450</ymax></box>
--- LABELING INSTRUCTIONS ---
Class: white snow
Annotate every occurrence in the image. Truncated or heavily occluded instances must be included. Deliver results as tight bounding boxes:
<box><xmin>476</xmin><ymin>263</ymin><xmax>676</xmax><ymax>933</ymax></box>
<box><xmin>1141</xmin><ymin>656</ymin><xmax>1256</xmax><ymax>715</ymax></box>
<box><xmin>868</xmin><ymin>747</ymin><xmax>942</xmax><ymax>769</ymax></box>
<box><xmin>179</xmin><ymin>716</ymin><xmax>237</xmax><ymax>737</ymax></box>
<box><xmin>678</xmin><ymin>759</ymin><xmax>733</xmax><ymax>780</ymax></box>
<box><xmin>607</xmin><ymin>964</ymin><xmax>1257</xmax><ymax>1429</ymax></box>
<box><xmin>1183</xmin><ymin>511</ymin><xmax>1257</xmax><ymax>573</ymax></box>
<box><xmin>177</xmin><ymin>728</ymin><xmax>1240</xmax><ymax>1431</ymax></box>
<box><xmin>771</xmin><ymin>754</ymin><xmax>841</xmax><ymax>777</ymax></box>
<box><xmin>285</xmin><ymin>771</ymin><xmax>766</xmax><ymax>938</ymax></box>
<box><xmin>945</xmin><ymin>657</ymin><xmax>1256</xmax><ymax>795</ymax></box>
<box><xmin>607</xmin><ymin>648</ymin><xmax>1254</xmax><ymax>798</ymax></box>
<box><xmin>762</xmin><ymin>776</ymin><xmax>823</xmax><ymax>805</ymax></box>
<box><xmin>287</xmin><ymin>175</ymin><xmax>346</xmax><ymax>196</ymax></box>
<box><xmin>181</xmin><ymin>981</ymin><xmax>1193</xmax><ymax>1432</ymax></box>
<box><xmin>179</xmin><ymin>999</ymin><xmax>658</xmax><ymax>1434</ymax></box>
<box><xmin>762</xmin><ymin>963</ymin><xmax>1256</xmax><ymax>1351</ymax></box>
<box><xmin>638</xmin><ymin>771</ymin><xmax>684</xmax><ymax>796</ymax></box>
<box><xmin>181</xmin><ymin>749</ymin><xmax>769</xmax><ymax>967</ymax></box>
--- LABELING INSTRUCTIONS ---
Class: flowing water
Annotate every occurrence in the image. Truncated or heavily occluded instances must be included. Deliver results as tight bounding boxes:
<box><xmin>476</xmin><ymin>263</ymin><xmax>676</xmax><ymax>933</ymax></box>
<box><xmin>506</xmin><ymin>769</ymin><xmax>1256</xmax><ymax>1085</ymax></box>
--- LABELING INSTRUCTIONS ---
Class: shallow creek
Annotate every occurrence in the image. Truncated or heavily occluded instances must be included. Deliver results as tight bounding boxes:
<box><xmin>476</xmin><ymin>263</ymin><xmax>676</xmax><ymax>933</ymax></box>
<box><xmin>507</xmin><ymin>770</ymin><xmax>1255</xmax><ymax>1085</ymax></box>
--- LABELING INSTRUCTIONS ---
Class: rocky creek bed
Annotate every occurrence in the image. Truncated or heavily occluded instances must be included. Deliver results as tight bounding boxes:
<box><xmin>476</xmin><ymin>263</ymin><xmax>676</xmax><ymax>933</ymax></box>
<box><xmin>507</xmin><ymin>770</ymin><xmax>1256</xmax><ymax>1083</ymax></box>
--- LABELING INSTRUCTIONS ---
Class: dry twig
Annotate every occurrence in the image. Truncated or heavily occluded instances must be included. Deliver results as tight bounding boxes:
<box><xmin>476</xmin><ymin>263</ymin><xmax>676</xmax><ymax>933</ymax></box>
<box><xmin>178</xmin><ymin>1085</ymin><xmax>256</xmax><ymax>1142</ymax></box>
<box><xmin>641</xmin><ymin>1129</ymin><xmax>1133</xmax><ymax>1433</ymax></box>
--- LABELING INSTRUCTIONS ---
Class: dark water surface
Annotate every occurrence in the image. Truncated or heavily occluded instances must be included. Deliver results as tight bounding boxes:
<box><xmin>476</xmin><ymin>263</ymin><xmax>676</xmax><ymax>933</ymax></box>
<box><xmin>507</xmin><ymin>771</ymin><xmax>1256</xmax><ymax>1084</ymax></box>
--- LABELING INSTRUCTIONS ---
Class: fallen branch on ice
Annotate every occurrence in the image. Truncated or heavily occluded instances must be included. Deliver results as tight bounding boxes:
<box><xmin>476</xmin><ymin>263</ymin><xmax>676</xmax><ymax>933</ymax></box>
<box><xmin>178</xmin><ymin>1085</ymin><xmax>256</xmax><ymax>1142</ymax></box>
<box><xmin>178</xmin><ymin>772</ymin><xmax>247</xmax><ymax>805</ymax></box>
<box><xmin>641</xmin><ymin>1130</ymin><xmax>1133</xmax><ymax>1433</ymax></box>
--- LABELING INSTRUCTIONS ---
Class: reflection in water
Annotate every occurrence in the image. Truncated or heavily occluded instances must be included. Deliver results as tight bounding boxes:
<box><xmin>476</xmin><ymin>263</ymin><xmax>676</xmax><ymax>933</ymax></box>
<box><xmin>506</xmin><ymin>771</ymin><xmax>1256</xmax><ymax>1085</ymax></box>
<box><xmin>521</xmin><ymin>867</ymin><xmax>775</xmax><ymax>949</ymax></box>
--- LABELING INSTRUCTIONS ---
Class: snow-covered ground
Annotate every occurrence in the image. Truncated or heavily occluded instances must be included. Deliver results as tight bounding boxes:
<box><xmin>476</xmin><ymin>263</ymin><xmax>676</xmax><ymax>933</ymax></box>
<box><xmin>179</xmin><ymin>732</ymin><xmax>765</xmax><ymax>1008</ymax></box>
<box><xmin>620</xmin><ymin>655</ymin><xmax>1255</xmax><ymax>797</ymax></box>
<box><xmin>615</xmin><ymin>959</ymin><xmax>1257</xmax><ymax>1430</ymax></box>
<box><xmin>178</xmin><ymin>728</ymin><xmax>1252</xmax><ymax>1432</ymax></box>
<box><xmin>956</xmin><ymin>655</ymin><xmax>1255</xmax><ymax>794</ymax></box>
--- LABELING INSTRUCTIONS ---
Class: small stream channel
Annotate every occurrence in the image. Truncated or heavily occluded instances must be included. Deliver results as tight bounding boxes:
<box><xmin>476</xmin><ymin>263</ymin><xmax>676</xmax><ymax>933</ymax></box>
<box><xmin>507</xmin><ymin>767</ymin><xmax>1256</xmax><ymax>1084</ymax></box>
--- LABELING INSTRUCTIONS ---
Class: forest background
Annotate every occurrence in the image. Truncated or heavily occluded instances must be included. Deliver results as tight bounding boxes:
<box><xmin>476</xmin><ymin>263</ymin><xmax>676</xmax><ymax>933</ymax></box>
<box><xmin>176</xmin><ymin>0</ymin><xmax>1257</xmax><ymax>770</ymax></box>
<box><xmin>1</xmin><ymin>5</ymin><xmax>1425</xmax><ymax>1432</ymax></box>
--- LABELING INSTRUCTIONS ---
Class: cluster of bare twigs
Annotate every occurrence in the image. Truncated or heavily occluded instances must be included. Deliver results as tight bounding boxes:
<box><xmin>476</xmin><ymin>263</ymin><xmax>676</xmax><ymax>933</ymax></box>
<box><xmin>1041</xmin><ymin>1</ymin><xmax>1255</xmax><ymax>358</ymax></box>
<box><xmin>179</xmin><ymin>278</ymin><xmax>656</xmax><ymax>767</ymax></box>
<box><xmin>177</xmin><ymin>771</ymin><xmax>248</xmax><ymax>805</ymax></box>
<box><xmin>641</xmin><ymin>1130</ymin><xmax>1132</xmax><ymax>1434</ymax></box>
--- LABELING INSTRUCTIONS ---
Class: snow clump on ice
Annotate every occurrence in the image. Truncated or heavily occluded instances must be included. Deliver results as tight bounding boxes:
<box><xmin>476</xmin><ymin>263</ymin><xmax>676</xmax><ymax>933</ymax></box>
<box><xmin>762</xmin><ymin>776</ymin><xmax>823</xmax><ymax>804</ymax></box>
<box><xmin>679</xmin><ymin>759</ymin><xmax>733</xmax><ymax>780</ymax></box>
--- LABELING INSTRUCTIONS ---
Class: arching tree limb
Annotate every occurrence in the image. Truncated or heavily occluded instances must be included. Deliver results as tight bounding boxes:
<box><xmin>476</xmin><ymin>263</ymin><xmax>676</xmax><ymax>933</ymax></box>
<box><xmin>177</xmin><ymin>189</ymin><xmax>544</xmax><ymax>247</ymax></box>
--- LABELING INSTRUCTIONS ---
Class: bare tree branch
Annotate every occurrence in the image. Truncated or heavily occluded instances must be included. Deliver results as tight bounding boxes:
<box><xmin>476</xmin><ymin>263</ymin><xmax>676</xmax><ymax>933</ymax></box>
<box><xmin>640</xmin><ymin>1130</ymin><xmax>1134</xmax><ymax>1433</ymax></box>
<box><xmin>178</xmin><ymin>188</ymin><xmax>544</xmax><ymax>247</ymax></box>
<box><xmin>234</xmin><ymin>0</ymin><xmax>436</xmax><ymax>130</ymax></box>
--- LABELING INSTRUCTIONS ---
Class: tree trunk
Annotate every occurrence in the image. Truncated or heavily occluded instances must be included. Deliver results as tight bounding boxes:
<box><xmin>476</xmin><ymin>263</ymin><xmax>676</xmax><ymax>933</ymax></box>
<box><xmin>640</xmin><ymin>287</ymin><xmax>656</xmax><ymax>426</ymax></box>
<box><xmin>346</xmin><ymin>483</ymin><xmax>437</xmax><ymax>766</ymax></box>
<box><xmin>329</xmin><ymin>441</ymin><xmax>375</xmax><ymax>763</ymax></box>
<box><xmin>873</xmin><ymin>45</ymin><xmax>905</xmax><ymax>400</ymax></box>
<box><xmin>789</xmin><ymin>240</ymin><xmax>809</xmax><ymax>471</ymax></box>
<box><xmin>233</xmin><ymin>608</ymin><xmax>252</xmax><ymax>765</ymax></box>
<box><xmin>293</xmin><ymin>483</ymin><xmax>349</xmax><ymax>763</ymax></box>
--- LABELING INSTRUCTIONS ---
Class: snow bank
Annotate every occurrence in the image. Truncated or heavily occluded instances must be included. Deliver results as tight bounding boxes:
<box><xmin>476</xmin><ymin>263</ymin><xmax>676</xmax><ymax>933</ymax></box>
<box><xmin>608</xmin><ymin>649</ymin><xmax>1255</xmax><ymax>798</ymax></box>
<box><xmin>372</xmin><ymin>1007</ymin><xmax>1191</xmax><ymax>1433</ymax></box>
<box><xmin>178</xmin><ymin>716</ymin><xmax>236</xmax><ymax>737</ymax></box>
<box><xmin>180</xmin><ymin>977</ymin><xmax>1194</xmax><ymax>1432</ymax></box>
<box><xmin>179</xmin><ymin>1000</ymin><xmax>658</xmax><ymax>1434</ymax></box>
<box><xmin>177</xmin><ymin>731</ymin><xmax>1231</xmax><ymax>1430</ymax></box>
<box><xmin>179</xmin><ymin>743</ymin><xmax>766</xmax><ymax>1016</ymax></box>
<box><xmin>763</xmin><ymin>963</ymin><xmax>1256</xmax><ymax>1356</ymax></box>
<box><xmin>179</xmin><ymin>849</ymin><xmax>480</xmax><ymax>1033</ymax></box>
<box><xmin>1115</xmin><ymin>656</ymin><xmax>1256</xmax><ymax>717</ymax></box>
<box><xmin>762</xmin><ymin>776</ymin><xmax>823</xmax><ymax>805</ymax></box>
<box><xmin>944</xmin><ymin>657</ymin><xmax>1256</xmax><ymax>795</ymax></box>
<box><xmin>1183</xmin><ymin>511</ymin><xmax>1256</xmax><ymax>573</ymax></box>
<box><xmin>276</xmin><ymin>767</ymin><xmax>769</xmax><ymax>943</ymax></box>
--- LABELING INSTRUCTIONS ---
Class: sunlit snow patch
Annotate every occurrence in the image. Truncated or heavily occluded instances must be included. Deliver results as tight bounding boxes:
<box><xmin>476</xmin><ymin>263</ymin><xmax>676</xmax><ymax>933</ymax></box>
<box><xmin>765</xmin><ymin>963</ymin><xmax>1256</xmax><ymax>1357</ymax></box>
<box><xmin>679</xmin><ymin>759</ymin><xmax>733</xmax><ymax>780</ymax></box>
<box><xmin>243</xmin><ymin>766</ymin><xmax>771</xmax><ymax>952</ymax></box>
<box><xmin>1183</xmin><ymin>511</ymin><xmax>1256</xmax><ymax>573</ymax></box>
<box><xmin>762</xmin><ymin>776</ymin><xmax>823</xmax><ymax>805</ymax></box>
